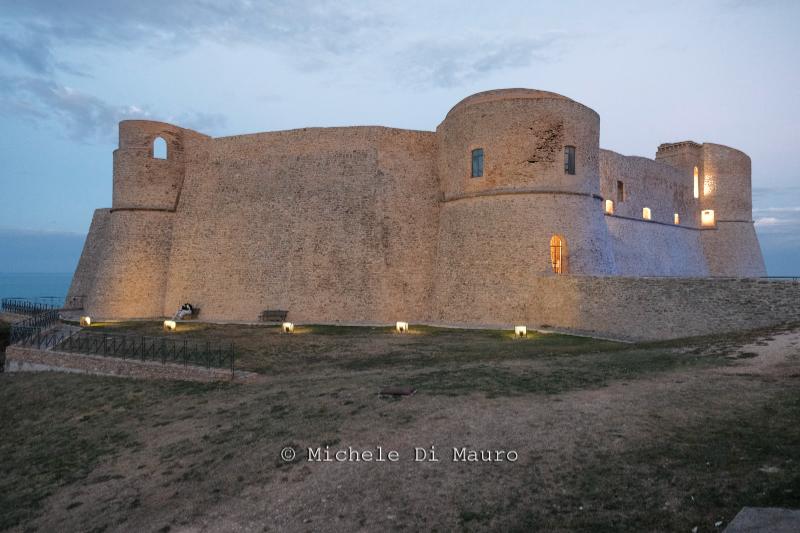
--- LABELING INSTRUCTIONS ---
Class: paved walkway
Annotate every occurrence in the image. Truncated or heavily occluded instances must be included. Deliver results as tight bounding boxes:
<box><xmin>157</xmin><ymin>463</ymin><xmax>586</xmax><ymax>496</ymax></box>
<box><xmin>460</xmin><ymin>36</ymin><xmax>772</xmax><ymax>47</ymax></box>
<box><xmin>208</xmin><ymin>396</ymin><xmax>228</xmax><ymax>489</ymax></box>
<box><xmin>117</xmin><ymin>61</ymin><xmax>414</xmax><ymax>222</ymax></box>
<box><xmin>725</xmin><ymin>507</ymin><xmax>800</xmax><ymax>532</ymax></box>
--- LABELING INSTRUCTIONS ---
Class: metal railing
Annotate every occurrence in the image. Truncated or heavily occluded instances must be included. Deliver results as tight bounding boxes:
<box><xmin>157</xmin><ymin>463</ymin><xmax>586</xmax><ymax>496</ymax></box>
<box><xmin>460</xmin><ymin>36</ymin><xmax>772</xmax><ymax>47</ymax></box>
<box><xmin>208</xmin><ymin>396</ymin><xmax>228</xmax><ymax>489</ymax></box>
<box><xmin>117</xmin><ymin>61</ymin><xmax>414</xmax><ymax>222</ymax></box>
<box><xmin>56</xmin><ymin>331</ymin><xmax>235</xmax><ymax>375</ymax></box>
<box><xmin>1</xmin><ymin>298</ymin><xmax>60</xmax><ymax>316</ymax></box>
<box><xmin>9</xmin><ymin>309</ymin><xmax>61</xmax><ymax>344</ymax></box>
<box><xmin>64</xmin><ymin>295</ymin><xmax>85</xmax><ymax>310</ymax></box>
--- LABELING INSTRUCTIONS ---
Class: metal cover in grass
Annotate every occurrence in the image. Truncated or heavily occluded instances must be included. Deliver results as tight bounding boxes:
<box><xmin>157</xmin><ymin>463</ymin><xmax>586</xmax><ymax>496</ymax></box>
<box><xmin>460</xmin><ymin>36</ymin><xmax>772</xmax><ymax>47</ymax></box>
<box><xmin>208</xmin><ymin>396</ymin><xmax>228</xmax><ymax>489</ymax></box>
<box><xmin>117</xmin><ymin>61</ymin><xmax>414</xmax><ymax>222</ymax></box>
<box><xmin>379</xmin><ymin>386</ymin><xmax>416</xmax><ymax>396</ymax></box>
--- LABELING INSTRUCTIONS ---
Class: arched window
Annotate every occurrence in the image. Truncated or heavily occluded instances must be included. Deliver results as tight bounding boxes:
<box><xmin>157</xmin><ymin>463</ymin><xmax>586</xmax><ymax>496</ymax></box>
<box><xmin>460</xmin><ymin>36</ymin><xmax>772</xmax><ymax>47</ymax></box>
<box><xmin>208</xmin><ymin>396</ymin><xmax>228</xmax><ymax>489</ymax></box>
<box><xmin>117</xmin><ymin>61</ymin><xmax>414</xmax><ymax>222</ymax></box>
<box><xmin>471</xmin><ymin>148</ymin><xmax>484</xmax><ymax>178</ymax></box>
<box><xmin>153</xmin><ymin>136</ymin><xmax>168</xmax><ymax>160</ymax></box>
<box><xmin>693</xmin><ymin>166</ymin><xmax>699</xmax><ymax>198</ymax></box>
<box><xmin>564</xmin><ymin>146</ymin><xmax>576</xmax><ymax>175</ymax></box>
<box><xmin>550</xmin><ymin>235</ymin><xmax>565</xmax><ymax>274</ymax></box>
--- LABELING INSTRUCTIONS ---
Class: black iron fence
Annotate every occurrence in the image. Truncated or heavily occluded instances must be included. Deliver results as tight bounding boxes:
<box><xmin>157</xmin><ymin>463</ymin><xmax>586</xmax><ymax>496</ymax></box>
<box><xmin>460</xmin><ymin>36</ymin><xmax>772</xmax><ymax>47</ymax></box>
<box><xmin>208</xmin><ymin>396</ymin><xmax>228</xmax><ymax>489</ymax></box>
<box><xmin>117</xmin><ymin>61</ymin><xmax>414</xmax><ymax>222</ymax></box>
<box><xmin>57</xmin><ymin>331</ymin><xmax>235</xmax><ymax>374</ymax></box>
<box><xmin>8</xmin><ymin>309</ymin><xmax>61</xmax><ymax>344</ymax></box>
<box><xmin>13</xmin><ymin>328</ymin><xmax>235</xmax><ymax>375</ymax></box>
<box><xmin>1</xmin><ymin>298</ymin><xmax>60</xmax><ymax>316</ymax></box>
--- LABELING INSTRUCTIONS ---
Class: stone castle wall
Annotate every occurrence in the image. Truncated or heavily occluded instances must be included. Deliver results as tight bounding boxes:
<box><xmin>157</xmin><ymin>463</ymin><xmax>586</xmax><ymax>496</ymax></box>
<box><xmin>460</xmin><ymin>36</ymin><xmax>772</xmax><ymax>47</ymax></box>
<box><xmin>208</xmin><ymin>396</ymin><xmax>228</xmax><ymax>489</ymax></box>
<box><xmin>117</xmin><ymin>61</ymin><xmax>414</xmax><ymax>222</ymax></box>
<box><xmin>162</xmin><ymin>126</ymin><xmax>440</xmax><ymax>323</ymax></box>
<box><xmin>526</xmin><ymin>277</ymin><xmax>800</xmax><ymax>341</ymax></box>
<box><xmin>67</xmin><ymin>208</ymin><xmax>111</xmax><ymax>307</ymax></box>
<box><xmin>599</xmin><ymin>149</ymin><xmax>709</xmax><ymax>276</ymax></box>
<box><xmin>66</xmin><ymin>89</ymin><xmax>777</xmax><ymax>340</ymax></box>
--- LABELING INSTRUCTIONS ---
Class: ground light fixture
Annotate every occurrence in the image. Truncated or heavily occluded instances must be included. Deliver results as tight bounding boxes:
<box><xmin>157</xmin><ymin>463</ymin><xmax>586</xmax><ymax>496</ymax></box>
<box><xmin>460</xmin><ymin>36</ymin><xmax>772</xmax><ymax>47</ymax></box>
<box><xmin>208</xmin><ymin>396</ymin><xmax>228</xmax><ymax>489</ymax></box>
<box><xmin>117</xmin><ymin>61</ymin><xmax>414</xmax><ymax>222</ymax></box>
<box><xmin>163</xmin><ymin>320</ymin><xmax>177</xmax><ymax>332</ymax></box>
<box><xmin>701</xmin><ymin>209</ymin><xmax>716</xmax><ymax>227</ymax></box>
<box><xmin>80</xmin><ymin>316</ymin><xmax>92</xmax><ymax>327</ymax></box>
<box><xmin>282</xmin><ymin>322</ymin><xmax>294</xmax><ymax>333</ymax></box>
<box><xmin>396</xmin><ymin>321</ymin><xmax>409</xmax><ymax>333</ymax></box>
<box><xmin>514</xmin><ymin>326</ymin><xmax>527</xmax><ymax>337</ymax></box>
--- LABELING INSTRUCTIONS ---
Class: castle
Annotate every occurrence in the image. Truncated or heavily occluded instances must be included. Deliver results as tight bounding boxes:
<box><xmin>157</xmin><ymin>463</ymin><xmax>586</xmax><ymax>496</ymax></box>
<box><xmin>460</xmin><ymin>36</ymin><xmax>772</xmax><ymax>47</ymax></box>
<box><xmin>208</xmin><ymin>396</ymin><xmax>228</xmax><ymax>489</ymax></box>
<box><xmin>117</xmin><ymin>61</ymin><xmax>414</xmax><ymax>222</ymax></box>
<box><xmin>68</xmin><ymin>88</ymin><xmax>791</xmax><ymax>341</ymax></box>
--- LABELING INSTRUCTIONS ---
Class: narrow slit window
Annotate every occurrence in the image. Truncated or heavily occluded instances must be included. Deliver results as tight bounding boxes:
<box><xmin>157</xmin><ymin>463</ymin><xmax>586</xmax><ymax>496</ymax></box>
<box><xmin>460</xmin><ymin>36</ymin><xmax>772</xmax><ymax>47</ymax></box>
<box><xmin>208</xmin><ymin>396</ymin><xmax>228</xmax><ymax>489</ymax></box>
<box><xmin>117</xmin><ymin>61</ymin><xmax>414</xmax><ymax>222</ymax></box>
<box><xmin>471</xmin><ymin>148</ymin><xmax>484</xmax><ymax>178</ymax></box>
<box><xmin>693</xmin><ymin>166</ymin><xmax>699</xmax><ymax>198</ymax></box>
<box><xmin>550</xmin><ymin>235</ymin><xmax>565</xmax><ymax>274</ymax></box>
<box><xmin>564</xmin><ymin>146</ymin><xmax>576</xmax><ymax>175</ymax></box>
<box><xmin>617</xmin><ymin>180</ymin><xmax>625</xmax><ymax>203</ymax></box>
<box><xmin>642</xmin><ymin>207</ymin><xmax>652</xmax><ymax>220</ymax></box>
<box><xmin>153</xmin><ymin>136</ymin><xmax>167</xmax><ymax>159</ymax></box>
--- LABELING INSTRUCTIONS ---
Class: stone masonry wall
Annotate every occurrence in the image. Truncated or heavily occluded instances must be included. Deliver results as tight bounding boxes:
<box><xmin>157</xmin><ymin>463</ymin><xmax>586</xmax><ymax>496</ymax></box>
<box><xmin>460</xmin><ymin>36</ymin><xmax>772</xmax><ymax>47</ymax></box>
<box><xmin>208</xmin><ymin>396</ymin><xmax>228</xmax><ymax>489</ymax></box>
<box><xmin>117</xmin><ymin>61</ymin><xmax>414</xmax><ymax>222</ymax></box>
<box><xmin>87</xmin><ymin>210</ymin><xmax>175</xmax><ymax>318</ymax></box>
<box><xmin>4</xmin><ymin>346</ymin><xmax>238</xmax><ymax>382</ymax></box>
<box><xmin>67</xmin><ymin>208</ymin><xmax>111</xmax><ymax>307</ymax></box>
<box><xmin>432</xmin><ymin>276</ymin><xmax>800</xmax><ymax>341</ymax></box>
<box><xmin>162</xmin><ymin>127</ymin><xmax>440</xmax><ymax>323</ymax></box>
<box><xmin>604</xmin><ymin>216</ymin><xmax>709</xmax><ymax>276</ymax></box>
<box><xmin>70</xmin><ymin>89</ymin><xmax>779</xmax><ymax>340</ymax></box>
<box><xmin>526</xmin><ymin>277</ymin><xmax>800</xmax><ymax>341</ymax></box>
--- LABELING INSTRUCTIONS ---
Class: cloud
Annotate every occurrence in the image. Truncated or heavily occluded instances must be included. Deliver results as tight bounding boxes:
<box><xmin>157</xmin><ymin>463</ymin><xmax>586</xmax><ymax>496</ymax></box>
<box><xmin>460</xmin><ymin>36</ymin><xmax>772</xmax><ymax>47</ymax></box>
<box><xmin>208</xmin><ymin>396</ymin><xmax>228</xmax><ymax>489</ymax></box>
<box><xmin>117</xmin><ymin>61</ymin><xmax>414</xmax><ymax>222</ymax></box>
<box><xmin>0</xmin><ymin>31</ymin><xmax>57</xmax><ymax>74</ymax></box>
<box><xmin>0</xmin><ymin>75</ymin><xmax>226</xmax><ymax>142</ymax></box>
<box><xmin>397</xmin><ymin>33</ymin><xmax>567</xmax><ymax>88</ymax></box>
<box><xmin>0</xmin><ymin>1</ymin><xmax>386</xmax><ymax>76</ymax></box>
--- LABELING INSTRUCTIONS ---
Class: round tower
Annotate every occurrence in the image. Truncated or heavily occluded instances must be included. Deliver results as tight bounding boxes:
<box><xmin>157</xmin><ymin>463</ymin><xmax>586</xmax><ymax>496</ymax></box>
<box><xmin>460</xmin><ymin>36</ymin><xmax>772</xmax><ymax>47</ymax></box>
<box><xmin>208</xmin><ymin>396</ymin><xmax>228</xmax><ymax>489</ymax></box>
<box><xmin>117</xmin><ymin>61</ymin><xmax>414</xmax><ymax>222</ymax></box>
<box><xmin>700</xmin><ymin>143</ymin><xmax>766</xmax><ymax>276</ymax></box>
<box><xmin>86</xmin><ymin>120</ymin><xmax>210</xmax><ymax>318</ymax></box>
<box><xmin>431</xmin><ymin>89</ymin><xmax>616</xmax><ymax>324</ymax></box>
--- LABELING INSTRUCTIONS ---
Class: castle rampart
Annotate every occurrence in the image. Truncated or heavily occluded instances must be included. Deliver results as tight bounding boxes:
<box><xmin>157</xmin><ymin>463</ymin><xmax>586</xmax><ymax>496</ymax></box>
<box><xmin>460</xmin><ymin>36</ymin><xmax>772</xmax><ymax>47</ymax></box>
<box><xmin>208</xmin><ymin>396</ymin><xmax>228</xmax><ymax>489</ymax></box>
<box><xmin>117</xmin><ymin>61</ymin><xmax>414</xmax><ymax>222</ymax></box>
<box><xmin>67</xmin><ymin>88</ymin><xmax>777</xmax><ymax>340</ymax></box>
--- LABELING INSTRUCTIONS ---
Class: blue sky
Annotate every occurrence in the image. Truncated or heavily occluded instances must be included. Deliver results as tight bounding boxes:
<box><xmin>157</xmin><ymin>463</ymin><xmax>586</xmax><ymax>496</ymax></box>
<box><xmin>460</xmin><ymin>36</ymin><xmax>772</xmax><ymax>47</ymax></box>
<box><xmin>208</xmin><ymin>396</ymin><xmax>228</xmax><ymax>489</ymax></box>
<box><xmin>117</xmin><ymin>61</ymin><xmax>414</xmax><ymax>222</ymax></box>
<box><xmin>1</xmin><ymin>0</ymin><xmax>798</xmax><ymax>274</ymax></box>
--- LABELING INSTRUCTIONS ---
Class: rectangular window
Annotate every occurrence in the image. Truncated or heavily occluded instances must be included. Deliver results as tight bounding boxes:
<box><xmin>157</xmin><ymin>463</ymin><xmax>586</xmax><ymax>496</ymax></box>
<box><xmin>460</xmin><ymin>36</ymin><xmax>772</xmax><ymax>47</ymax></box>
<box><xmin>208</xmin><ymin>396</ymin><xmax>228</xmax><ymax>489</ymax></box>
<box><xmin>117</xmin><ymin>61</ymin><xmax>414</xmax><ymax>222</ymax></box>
<box><xmin>605</xmin><ymin>199</ymin><xmax>614</xmax><ymax>214</ymax></box>
<box><xmin>471</xmin><ymin>148</ymin><xmax>484</xmax><ymax>178</ymax></box>
<box><xmin>564</xmin><ymin>146</ymin><xmax>576</xmax><ymax>175</ymax></box>
<box><xmin>643</xmin><ymin>207</ymin><xmax>652</xmax><ymax>220</ymax></box>
<box><xmin>701</xmin><ymin>209</ymin><xmax>715</xmax><ymax>227</ymax></box>
<box><xmin>674</xmin><ymin>213</ymin><xmax>680</xmax><ymax>225</ymax></box>
<box><xmin>617</xmin><ymin>180</ymin><xmax>625</xmax><ymax>203</ymax></box>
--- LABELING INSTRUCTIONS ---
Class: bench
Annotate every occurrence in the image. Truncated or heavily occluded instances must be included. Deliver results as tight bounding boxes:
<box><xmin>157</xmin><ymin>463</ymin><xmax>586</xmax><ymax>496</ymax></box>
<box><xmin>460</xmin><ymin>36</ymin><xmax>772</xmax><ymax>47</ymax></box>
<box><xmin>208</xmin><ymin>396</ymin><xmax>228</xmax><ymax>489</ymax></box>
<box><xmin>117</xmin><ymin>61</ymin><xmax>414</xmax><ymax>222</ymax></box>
<box><xmin>260</xmin><ymin>310</ymin><xmax>288</xmax><ymax>323</ymax></box>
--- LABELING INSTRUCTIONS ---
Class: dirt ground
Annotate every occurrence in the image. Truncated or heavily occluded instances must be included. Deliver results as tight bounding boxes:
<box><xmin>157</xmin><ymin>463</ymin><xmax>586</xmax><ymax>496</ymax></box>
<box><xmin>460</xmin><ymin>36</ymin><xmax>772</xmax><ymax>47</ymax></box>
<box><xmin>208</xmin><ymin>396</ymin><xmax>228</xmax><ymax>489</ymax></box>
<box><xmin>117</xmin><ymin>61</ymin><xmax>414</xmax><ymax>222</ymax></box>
<box><xmin>1</xmin><ymin>322</ymin><xmax>799</xmax><ymax>532</ymax></box>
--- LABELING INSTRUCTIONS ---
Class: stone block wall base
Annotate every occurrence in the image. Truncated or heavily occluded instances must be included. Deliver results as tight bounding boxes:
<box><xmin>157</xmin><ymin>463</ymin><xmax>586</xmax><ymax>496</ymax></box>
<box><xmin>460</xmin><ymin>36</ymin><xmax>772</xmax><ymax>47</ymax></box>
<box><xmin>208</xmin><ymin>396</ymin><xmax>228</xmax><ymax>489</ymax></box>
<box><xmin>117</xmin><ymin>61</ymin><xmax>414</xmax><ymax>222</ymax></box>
<box><xmin>3</xmin><ymin>346</ymin><xmax>248</xmax><ymax>383</ymax></box>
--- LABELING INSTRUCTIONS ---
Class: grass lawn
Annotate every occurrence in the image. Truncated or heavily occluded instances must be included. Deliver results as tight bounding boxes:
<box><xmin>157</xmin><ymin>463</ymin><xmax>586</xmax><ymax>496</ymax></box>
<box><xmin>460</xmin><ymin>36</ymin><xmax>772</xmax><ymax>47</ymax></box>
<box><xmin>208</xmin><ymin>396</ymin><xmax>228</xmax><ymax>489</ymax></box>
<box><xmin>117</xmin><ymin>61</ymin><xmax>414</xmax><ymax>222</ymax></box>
<box><xmin>1</xmin><ymin>321</ymin><xmax>799</xmax><ymax>531</ymax></box>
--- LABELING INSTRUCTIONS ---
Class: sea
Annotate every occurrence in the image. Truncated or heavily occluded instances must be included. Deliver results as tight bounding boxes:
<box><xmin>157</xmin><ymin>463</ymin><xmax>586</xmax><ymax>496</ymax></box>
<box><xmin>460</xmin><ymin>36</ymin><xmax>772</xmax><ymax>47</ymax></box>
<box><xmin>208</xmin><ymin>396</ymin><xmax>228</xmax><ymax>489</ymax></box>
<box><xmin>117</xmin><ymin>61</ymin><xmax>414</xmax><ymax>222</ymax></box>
<box><xmin>0</xmin><ymin>273</ymin><xmax>73</xmax><ymax>306</ymax></box>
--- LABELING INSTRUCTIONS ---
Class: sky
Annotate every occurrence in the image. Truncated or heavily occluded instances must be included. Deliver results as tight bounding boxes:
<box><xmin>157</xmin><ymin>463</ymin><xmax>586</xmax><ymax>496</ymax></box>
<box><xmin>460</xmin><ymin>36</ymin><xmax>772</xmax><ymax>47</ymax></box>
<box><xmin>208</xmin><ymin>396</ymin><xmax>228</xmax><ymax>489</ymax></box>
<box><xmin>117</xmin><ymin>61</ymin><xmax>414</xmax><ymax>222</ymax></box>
<box><xmin>0</xmin><ymin>0</ymin><xmax>798</xmax><ymax>274</ymax></box>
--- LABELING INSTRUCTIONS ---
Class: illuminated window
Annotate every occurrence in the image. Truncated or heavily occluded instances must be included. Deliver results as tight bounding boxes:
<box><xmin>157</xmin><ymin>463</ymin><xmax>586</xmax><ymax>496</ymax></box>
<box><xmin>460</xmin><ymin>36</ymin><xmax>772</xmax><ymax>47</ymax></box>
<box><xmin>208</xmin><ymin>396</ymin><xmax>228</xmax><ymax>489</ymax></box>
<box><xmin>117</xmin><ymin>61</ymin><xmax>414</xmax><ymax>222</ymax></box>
<box><xmin>674</xmin><ymin>213</ymin><xmax>680</xmax><ymax>225</ymax></box>
<box><xmin>564</xmin><ymin>146</ymin><xmax>576</xmax><ymax>175</ymax></box>
<box><xmin>471</xmin><ymin>148</ymin><xmax>484</xmax><ymax>178</ymax></box>
<box><xmin>701</xmin><ymin>209</ymin><xmax>715</xmax><ymax>227</ymax></box>
<box><xmin>617</xmin><ymin>180</ymin><xmax>625</xmax><ymax>203</ymax></box>
<box><xmin>153</xmin><ymin>136</ymin><xmax>167</xmax><ymax>159</ymax></box>
<box><xmin>605</xmin><ymin>199</ymin><xmax>614</xmax><ymax>214</ymax></box>
<box><xmin>550</xmin><ymin>235</ymin><xmax>565</xmax><ymax>274</ymax></box>
<box><xmin>642</xmin><ymin>207</ymin><xmax>652</xmax><ymax>220</ymax></box>
<box><xmin>693</xmin><ymin>166</ymin><xmax>699</xmax><ymax>198</ymax></box>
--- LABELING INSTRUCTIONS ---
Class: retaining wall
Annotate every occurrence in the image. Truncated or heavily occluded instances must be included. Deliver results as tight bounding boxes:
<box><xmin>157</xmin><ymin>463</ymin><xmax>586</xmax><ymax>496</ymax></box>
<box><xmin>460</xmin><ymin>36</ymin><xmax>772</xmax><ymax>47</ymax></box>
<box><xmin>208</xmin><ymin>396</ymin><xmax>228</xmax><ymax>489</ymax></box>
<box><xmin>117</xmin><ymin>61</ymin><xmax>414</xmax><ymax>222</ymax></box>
<box><xmin>4</xmin><ymin>345</ymin><xmax>240</xmax><ymax>382</ymax></box>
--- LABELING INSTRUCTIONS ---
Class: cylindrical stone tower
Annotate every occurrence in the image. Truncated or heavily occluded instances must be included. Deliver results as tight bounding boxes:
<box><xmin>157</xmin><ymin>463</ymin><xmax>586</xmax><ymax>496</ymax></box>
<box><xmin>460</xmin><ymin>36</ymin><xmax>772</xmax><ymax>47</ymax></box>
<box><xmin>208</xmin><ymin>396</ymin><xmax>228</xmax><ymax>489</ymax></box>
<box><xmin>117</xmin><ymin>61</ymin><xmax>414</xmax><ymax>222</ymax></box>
<box><xmin>86</xmin><ymin>120</ymin><xmax>209</xmax><ymax>318</ymax></box>
<box><xmin>430</xmin><ymin>89</ymin><xmax>616</xmax><ymax>325</ymax></box>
